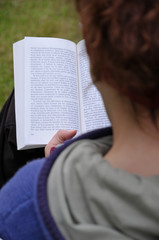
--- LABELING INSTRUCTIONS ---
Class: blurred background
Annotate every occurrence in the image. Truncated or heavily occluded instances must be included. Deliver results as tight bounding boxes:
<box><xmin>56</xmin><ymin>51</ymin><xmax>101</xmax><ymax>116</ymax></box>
<box><xmin>0</xmin><ymin>0</ymin><xmax>82</xmax><ymax>108</ymax></box>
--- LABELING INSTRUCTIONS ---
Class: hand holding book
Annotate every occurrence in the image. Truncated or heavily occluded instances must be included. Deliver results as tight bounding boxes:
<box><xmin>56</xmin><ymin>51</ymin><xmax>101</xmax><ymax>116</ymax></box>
<box><xmin>45</xmin><ymin>129</ymin><xmax>77</xmax><ymax>157</ymax></box>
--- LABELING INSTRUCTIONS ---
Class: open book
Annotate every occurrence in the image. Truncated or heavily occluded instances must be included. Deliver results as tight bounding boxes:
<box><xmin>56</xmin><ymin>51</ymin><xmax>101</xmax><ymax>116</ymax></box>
<box><xmin>13</xmin><ymin>37</ymin><xmax>111</xmax><ymax>150</ymax></box>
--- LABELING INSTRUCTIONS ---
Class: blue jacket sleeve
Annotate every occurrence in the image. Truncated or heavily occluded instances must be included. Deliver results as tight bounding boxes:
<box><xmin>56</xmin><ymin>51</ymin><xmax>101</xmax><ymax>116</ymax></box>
<box><xmin>0</xmin><ymin>158</ymin><xmax>53</xmax><ymax>240</ymax></box>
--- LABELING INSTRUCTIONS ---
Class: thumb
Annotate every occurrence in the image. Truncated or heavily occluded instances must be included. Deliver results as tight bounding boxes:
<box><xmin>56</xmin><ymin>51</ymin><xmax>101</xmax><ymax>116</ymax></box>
<box><xmin>53</xmin><ymin>129</ymin><xmax>77</xmax><ymax>145</ymax></box>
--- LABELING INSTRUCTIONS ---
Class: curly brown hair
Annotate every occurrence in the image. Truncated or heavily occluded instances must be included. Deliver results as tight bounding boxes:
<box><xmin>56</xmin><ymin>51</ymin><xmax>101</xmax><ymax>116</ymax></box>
<box><xmin>75</xmin><ymin>0</ymin><xmax>159</xmax><ymax>109</ymax></box>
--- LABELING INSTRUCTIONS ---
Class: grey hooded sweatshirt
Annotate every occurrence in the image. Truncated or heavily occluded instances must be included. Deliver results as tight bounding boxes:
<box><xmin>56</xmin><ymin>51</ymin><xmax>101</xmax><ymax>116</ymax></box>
<box><xmin>47</xmin><ymin>135</ymin><xmax>159</xmax><ymax>240</ymax></box>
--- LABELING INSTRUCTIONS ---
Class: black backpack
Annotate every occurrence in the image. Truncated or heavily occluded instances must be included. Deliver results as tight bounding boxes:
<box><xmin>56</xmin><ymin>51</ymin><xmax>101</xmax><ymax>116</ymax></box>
<box><xmin>0</xmin><ymin>90</ymin><xmax>44</xmax><ymax>188</ymax></box>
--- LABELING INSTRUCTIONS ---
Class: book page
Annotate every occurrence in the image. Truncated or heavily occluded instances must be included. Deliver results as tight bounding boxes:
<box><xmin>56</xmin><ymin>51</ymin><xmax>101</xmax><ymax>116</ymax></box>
<box><xmin>77</xmin><ymin>40</ymin><xmax>111</xmax><ymax>133</ymax></box>
<box><xmin>13</xmin><ymin>40</ymin><xmax>25</xmax><ymax>150</ymax></box>
<box><xmin>23</xmin><ymin>37</ymin><xmax>80</xmax><ymax>148</ymax></box>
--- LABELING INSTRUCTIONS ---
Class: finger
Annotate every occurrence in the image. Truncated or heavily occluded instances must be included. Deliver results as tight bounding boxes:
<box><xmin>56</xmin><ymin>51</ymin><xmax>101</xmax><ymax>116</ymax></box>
<box><xmin>45</xmin><ymin>129</ymin><xmax>77</xmax><ymax>157</ymax></box>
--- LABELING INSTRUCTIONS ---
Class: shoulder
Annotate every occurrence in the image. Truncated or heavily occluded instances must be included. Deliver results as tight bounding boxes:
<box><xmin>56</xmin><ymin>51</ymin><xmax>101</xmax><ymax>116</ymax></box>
<box><xmin>48</xmin><ymin>127</ymin><xmax>113</xmax><ymax>181</ymax></box>
<box><xmin>35</xmin><ymin>128</ymin><xmax>113</xmax><ymax>239</ymax></box>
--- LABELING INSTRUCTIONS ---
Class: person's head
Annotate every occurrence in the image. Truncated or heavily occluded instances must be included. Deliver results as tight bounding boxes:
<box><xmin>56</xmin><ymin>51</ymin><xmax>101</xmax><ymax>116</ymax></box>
<box><xmin>75</xmin><ymin>0</ymin><xmax>159</xmax><ymax>123</ymax></box>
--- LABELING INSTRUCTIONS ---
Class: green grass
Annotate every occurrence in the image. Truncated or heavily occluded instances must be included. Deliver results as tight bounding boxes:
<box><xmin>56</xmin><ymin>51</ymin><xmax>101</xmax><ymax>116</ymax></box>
<box><xmin>0</xmin><ymin>0</ymin><xmax>82</xmax><ymax>108</ymax></box>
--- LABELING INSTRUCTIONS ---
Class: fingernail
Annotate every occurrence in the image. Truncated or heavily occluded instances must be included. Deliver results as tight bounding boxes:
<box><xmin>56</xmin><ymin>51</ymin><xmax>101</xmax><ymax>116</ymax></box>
<box><xmin>50</xmin><ymin>147</ymin><xmax>56</xmax><ymax>154</ymax></box>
